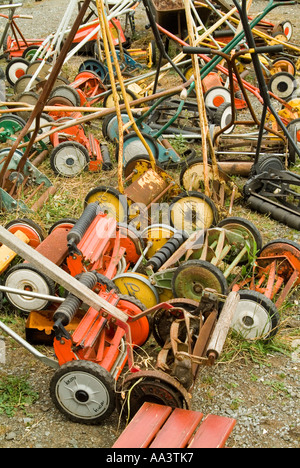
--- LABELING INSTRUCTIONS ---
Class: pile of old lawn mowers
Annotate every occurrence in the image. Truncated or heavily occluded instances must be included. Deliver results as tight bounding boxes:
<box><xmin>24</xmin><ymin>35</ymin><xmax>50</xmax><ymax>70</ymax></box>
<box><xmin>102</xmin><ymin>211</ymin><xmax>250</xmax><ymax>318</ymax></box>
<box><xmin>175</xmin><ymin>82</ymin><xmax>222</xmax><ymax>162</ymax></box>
<box><xmin>0</xmin><ymin>0</ymin><xmax>299</xmax><ymax>427</ymax></box>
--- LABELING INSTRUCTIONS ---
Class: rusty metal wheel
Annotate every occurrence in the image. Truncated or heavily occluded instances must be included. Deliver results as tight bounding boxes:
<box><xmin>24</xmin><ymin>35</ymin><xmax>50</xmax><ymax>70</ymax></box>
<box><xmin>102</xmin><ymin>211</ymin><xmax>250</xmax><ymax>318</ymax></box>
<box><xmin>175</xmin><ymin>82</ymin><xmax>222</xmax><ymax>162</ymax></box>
<box><xmin>152</xmin><ymin>298</ymin><xmax>199</xmax><ymax>346</ymax></box>
<box><xmin>116</xmin><ymin>369</ymin><xmax>191</xmax><ymax>420</ymax></box>
<box><xmin>172</xmin><ymin>259</ymin><xmax>228</xmax><ymax>301</ymax></box>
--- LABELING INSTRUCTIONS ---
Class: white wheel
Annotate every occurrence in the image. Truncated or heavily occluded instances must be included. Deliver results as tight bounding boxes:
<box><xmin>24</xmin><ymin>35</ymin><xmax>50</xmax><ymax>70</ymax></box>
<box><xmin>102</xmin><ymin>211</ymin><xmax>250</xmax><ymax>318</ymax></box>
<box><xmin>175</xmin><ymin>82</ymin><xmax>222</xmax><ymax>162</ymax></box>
<box><xmin>232</xmin><ymin>290</ymin><xmax>280</xmax><ymax>341</ymax></box>
<box><xmin>204</xmin><ymin>86</ymin><xmax>231</xmax><ymax>110</ymax></box>
<box><xmin>268</xmin><ymin>72</ymin><xmax>296</xmax><ymax>100</ymax></box>
<box><xmin>50</xmin><ymin>141</ymin><xmax>90</xmax><ymax>177</ymax></box>
<box><xmin>50</xmin><ymin>361</ymin><xmax>116</xmax><ymax>424</ymax></box>
<box><xmin>4</xmin><ymin>264</ymin><xmax>55</xmax><ymax>313</ymax></box>
<box><xmin>5</xmin><ymin>58</ymin><xmax>29</xmax><ymax>86</ymax></box>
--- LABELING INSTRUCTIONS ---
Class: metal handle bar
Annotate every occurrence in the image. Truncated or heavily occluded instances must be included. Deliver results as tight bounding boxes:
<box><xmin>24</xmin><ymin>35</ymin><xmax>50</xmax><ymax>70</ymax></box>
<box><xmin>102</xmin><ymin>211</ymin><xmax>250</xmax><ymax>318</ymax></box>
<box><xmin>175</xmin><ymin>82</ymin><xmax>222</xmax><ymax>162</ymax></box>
<box><xmin>183</xmin><ymin>45</ymin><xmax>284</xmax><ymax>56</ymax></box>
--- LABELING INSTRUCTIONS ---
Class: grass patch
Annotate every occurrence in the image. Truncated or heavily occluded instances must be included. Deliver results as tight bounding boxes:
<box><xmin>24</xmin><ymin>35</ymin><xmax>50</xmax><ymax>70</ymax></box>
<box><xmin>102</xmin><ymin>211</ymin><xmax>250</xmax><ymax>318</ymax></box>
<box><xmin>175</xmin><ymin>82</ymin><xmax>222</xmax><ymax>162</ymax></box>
<box><xmin>0</xmin><ymin>374</ymin><xmax>39</xmax><ymax>417</ymax></box>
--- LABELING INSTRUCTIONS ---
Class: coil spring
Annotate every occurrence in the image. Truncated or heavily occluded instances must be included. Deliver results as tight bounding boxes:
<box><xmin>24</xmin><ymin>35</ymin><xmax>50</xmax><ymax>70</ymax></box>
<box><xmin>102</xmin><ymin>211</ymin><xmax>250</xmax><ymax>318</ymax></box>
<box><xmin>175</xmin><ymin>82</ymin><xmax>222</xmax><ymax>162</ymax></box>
<box><xmin>53</xmin><ymin>271</ymin><xmax>97</xmax><ymax>326</ymax></box>
<box><xmin>67</xmin><ymin>202</ymin><xmax>99</xmax><ymax>247</ymax></box>
<box><xmin>146</xmin><ymin>231</ymin><xmax>188</xmax><ymax>272</ymax></box>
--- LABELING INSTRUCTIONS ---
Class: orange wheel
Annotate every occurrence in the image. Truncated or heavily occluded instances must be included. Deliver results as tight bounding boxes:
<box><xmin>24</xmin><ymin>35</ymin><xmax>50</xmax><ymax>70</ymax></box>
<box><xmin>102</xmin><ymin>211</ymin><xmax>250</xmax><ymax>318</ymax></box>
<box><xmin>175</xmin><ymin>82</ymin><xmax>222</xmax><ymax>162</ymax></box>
<box><xmin>5</xmin><ymin>218</ymin><xmax>44</xmax><ymax>248</ymax></box>
<box><xmin>117</xmin><ymin>294</ymin><xmax>151</xmax><ymax>347</ymax></box>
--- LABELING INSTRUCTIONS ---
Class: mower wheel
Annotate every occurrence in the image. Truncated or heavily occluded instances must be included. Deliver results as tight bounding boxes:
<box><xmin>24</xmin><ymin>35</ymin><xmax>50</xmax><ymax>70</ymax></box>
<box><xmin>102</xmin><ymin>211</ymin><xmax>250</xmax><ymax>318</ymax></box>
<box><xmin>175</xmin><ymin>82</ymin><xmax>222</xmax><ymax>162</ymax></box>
<box><xmin>84</xmin><ymin>185</ymin><xmax>128</xmax><ymax>223</ymax></box>
<box><xmin>204</xmin><ymin>85</ymin><xmax>231</xmax><ymax>110</ymax></box>
<box><xmin>117</xmin><ymin>294</ymin><xmax>151</xmax><ymax>347</ymax></box>
<box><xmin>172</xmin><ymin>259</ymin><xmax>228</xmax><ymax>301</ymax></box>
<box><xmin>217</xmin><ymin>216</ymin><xmax>263</xmax><ymax>260</ymax></box>
<box><xmin>4</xmin><ymin>263</ymin><xmax>56</xmax><ymax>313</ymax></box>
<box><xmin>113</xmin><ymin>272</ymin><xmax>159</xmax><ymax>309</ymax></box>
<box><xmin>232</xmin><ymin>290</ymin><xmax>280</xmax><ymax>341</ymax></box>
<box><xmin>50</xmin><ymin>360</ymin><xmax>116</xmax><ymax>424</ymax></box>
<box><xmin>169</xmin><ymin>191</ymin><xmax>218</xmax><ymax>234</ymax></box>
<box><xmin>5</xmin><ymin>217</ymin><xmax>45</xmax><ymax>248</ymax></box>
<box><xmin>213</xmin><ymin>102</ymin><xmax>235</xmax><ymax>134</ymax></box>
<box><xmin>268</xmin><ymin>71</ymin><xmax>296</xmax><ymax>100</ymax></box>
<box><xmin>5</xmin><ymin>58</ymin><xmax>29</xmax><ymax>86</ymax></box>
<box><xmin>50</xmin><ymin>141</ymin><xmax>90</xmax><ymax>177</ymax></box>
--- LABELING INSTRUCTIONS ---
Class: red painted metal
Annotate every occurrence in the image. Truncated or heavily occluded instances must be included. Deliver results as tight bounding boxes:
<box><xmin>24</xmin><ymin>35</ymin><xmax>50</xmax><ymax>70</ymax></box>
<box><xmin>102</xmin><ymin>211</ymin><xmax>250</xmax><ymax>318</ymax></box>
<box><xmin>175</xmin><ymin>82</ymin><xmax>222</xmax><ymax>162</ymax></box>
<box><xmin>112</xmin><ymin>402</ymin><xmax>236</xmax><ymax>448</ymax></box>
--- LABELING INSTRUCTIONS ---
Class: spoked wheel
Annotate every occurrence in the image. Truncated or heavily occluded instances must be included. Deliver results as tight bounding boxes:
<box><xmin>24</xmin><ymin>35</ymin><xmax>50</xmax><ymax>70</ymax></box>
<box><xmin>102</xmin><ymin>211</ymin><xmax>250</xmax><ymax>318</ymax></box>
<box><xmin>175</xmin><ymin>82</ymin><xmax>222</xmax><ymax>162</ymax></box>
<box><xmin>172</xmin><ymin>259</ymin><xmax>228</xmax><ymax>301</ymax></box>
<box><xmin>50</xmin><ymin>361</ymin><xmax>116</xmax><ymax>424</ymax></box>
<box><xmin>5</xmin><ymin>58</ymin><xmax>29</xmax><ymax>86</ymax></box>
<box><xmin>79</xmin><ymin>59</ymin><xmax>108</xmax><ymax>83</ymax></box>
<box><xmin>84</xmin><ymin>185</ymin><xmax>128</xmax><ymax>223</ymax></box>
<box><xmin>116</xmin><ymin>370</ymin><xmax>191</xmax><ymax>421</ymax></box>
<box><xmin>257</xmin><ymin>239</ymin><xmax>300</xmax><ymax>286</ymax></box>
<box><xmin>152</xmin><ymin>298</ymin><xmax>199</xmax><ymax>347</ymax></box>
<box><xmin>4</xmin><ymin>218</ymin><xmax>45</xmax><ymax>248</ymax></box>
<box><xmin>113</xmin><ymin>272</ymin><xmax>159</xmax><ymax>309</ymax></box>
<box><xmin>169</xmin><ymin>191</ymin><xmax>218</xmax><ymax>234</ymax></box>
<box><xmin>232</xmin><ymin>290</ymin><xmax>280</xmax><ymax>341</ymax></box>
<box><xmin>50</xmin><ymin>141</ymin><xmax>90</xmax><ymax>177</ymax></box>
<box><xmin>3</xmin><ymin>263</ymin><xmax>56</xmax><ymax>313</ymax></box>
<box><xmin>217</xmin><ymin>217</ymin><xmax>263</xmax><ymax>262</ymax></box>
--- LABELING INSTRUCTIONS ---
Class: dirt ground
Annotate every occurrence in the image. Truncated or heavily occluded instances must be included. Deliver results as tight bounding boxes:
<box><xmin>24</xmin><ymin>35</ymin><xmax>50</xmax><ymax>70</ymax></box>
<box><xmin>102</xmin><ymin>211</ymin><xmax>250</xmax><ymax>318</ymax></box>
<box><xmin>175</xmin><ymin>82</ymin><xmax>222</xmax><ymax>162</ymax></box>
<box><xmin>0</xmin><ymin>0</ymin><xmax>299</xmax><ymax>449</ymax></box>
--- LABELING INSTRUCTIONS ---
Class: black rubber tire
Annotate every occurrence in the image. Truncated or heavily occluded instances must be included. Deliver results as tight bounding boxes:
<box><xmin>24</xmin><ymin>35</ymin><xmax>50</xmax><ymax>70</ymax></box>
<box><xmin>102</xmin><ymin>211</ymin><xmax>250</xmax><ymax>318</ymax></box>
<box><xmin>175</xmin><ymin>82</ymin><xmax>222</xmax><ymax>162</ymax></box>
<box><xmin>217</xmin><ymin>216</ymin><xmax>263</xmax><ymax>253</ymax></box>
<box><xmin>4</xmin><ymin>263</ymin><xmax>56</xmax><ymax>313</ymax></box>
<box><xmin>48</xmin><ymin>218</ymin><xmax>77</xmax><ymax>234</ymax></box>
<box><xmin>49</xmin><ymin>85</ymin><xmax>81</xmax><ymax>107</ymax></box>
<box><xmin>169</xmin><ymin>191</ymin><xmax>219</xmax><ymax>233</ymax></box>
<box><xmin>50</xmin><ymin>141</ymin><xmax>90</xmax><ymax>177</ymax></box>
<box><xmin>232</xmin><ymin>290</ymin><xmax>280</xmax><ymax>341</ymax></box>
<box><xmin>5</xmin><ymin>217</ymin><xmax>45</xmax><ymax>243</ymax></box>
<box><xmin>268</xmin><ymin>71</ymin><xmax>296</xmax><ymax>100</ymax></box>
<box><xmin>84</xmin><ymin>185</ymin><xmax>128</xmax><ymax>223</ymax></box>
<box><xmin>50</xmin><ymin>361</ymin><xmax>116</xmax><ymax>424</ymax></box>
<box><xmin>5</xmin><ymin>58</ymin><xmax>29</xmax><ymax>86</ymax></box>
<box><xmin>172</xmin><ymin>259</ymin><xmax>228</xmax><ymax>300</ymax></box>
<box><xmin>258</xmin><ymin>238</ymin><xmax>300</xmax><ymax>258</ymax></box>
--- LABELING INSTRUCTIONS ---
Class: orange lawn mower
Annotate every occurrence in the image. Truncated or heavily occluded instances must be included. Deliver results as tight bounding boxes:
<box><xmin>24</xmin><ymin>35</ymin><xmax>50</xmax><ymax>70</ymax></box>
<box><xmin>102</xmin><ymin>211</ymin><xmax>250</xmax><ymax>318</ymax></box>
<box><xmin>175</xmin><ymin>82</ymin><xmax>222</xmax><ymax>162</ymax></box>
<box><xmin>230</xmin><ymin>238</ymin><xmax>300</xmax><ymax>341</ymax></box>
<box><xmin>0</xmin><ymin>215</ymin><xmax>240</xmax><ymax>424</ymax></box>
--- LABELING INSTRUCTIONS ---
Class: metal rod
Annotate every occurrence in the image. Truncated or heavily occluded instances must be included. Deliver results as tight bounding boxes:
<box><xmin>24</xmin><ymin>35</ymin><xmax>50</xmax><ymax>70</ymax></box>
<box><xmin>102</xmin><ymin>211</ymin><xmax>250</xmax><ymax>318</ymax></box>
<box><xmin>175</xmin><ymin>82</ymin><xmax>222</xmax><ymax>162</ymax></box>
<box><xmin>0</xmin><ymin>285</ymin><xmax>65</xmax><ymax>303</ymax></box>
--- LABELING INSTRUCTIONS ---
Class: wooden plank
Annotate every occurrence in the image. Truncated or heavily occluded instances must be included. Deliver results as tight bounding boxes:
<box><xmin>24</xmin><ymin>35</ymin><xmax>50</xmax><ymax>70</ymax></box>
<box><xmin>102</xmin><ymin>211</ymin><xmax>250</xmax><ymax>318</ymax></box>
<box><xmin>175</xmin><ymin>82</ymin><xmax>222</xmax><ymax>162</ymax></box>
<box><xmin>112</xmin><ymin>403</ymin><xmax>172</xmax><ymax>448</ymax></box>
<box><xmin>188</xmin><ymin>414</ymin><xmax>236</xmax><ymax>448</ymax></box>
<box><xmin>150</xmin><ymin>407</ymin><xmax>203</xmax><ymax>448</ymax></box>
<box><xmin>0</xmin><ymin>225</ymin><xmax>128</xmax><ymax>323</ymax></box>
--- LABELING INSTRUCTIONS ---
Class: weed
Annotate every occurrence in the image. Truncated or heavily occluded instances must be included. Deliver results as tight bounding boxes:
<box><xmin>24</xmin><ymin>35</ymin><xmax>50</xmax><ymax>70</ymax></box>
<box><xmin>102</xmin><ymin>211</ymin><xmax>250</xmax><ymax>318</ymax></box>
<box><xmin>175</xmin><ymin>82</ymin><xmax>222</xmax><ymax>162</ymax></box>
<box><xmin>0</xmin><ymin>374</ymin><xmax>39</xmax><ymax>417</ymax></box>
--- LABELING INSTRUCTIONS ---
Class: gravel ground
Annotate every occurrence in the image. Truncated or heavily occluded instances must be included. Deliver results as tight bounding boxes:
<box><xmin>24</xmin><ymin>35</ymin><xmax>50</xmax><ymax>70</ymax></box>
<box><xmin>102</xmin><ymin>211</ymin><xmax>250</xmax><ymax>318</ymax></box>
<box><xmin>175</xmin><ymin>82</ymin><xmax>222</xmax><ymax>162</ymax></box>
<box><xmin>0</xmin><ymin>0</ymin><xmax>299</xmax><ymax>449</ymax></box>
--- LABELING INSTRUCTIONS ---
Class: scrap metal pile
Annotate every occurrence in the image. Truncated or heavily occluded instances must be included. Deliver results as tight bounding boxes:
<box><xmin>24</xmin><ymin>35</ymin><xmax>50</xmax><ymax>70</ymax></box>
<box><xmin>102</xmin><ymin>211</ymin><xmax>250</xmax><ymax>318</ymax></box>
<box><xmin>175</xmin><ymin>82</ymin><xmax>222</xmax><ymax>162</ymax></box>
<box><xmin>0</xmin><ymin>0</ymin><xmax>299</xmax><ymax>426</ymax></box>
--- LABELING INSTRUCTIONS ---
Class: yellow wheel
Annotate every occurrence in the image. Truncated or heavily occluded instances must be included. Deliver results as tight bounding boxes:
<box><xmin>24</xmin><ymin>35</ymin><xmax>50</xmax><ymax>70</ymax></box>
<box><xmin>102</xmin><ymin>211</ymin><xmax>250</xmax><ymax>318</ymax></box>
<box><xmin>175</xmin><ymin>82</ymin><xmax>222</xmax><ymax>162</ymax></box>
<box><xmin>103</xmin><ymin>88</ymin><xmax>137</xmax><ymax>108</ymax></box>
<box><xmin>179</xmin><ymin>157</ymin><xmax>230</xmax><ymax>193</ymax></box>
<box><xmin>169</xmin><ymin>191</ymin><xmax>218</xmax><ymax>235</ymax></box>
<box><xmin>113</xmin><ymin>272</ymin><xmax>159</xmax><ymax>309</ymax></box>
<box><xmin>84</xmin><ymin>185</ymin><xmax>128</xmax><ymax>223</ymax></box>
<box><xmin>141</xmin><ymin>223</ymin><xmax>177</xmax><ymax>259</ymax></box>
